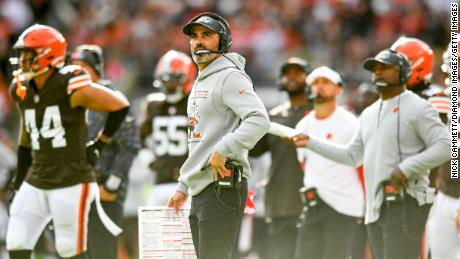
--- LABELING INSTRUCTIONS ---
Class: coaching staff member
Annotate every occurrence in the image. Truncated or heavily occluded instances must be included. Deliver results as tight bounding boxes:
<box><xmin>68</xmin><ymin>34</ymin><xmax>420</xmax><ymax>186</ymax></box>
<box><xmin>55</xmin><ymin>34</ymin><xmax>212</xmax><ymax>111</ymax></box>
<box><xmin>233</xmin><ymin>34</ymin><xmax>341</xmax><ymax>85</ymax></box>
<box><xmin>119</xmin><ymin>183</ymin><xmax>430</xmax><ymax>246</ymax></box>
<box><xmin>167</xmin><ymin>12</ymin><xmax>270</xmax><ymax>259</ymax></box>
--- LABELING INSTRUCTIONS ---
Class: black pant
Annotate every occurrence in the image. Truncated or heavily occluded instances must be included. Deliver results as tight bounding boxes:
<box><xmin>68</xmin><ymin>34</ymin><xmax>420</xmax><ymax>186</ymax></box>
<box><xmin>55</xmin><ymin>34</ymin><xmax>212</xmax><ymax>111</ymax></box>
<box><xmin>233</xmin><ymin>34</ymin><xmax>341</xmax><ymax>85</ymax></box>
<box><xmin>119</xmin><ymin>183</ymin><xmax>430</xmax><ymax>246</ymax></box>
<box><xmin>350</xmin><ymin>219</ymin><xmax>367</xmax><ymax>259</ymax></box>
<box><xmin>268</xmin><ymin>217</ymin><xmax>299</xmax><ymax>259</ymax></box>
<box><xmin>189</xmin><ymin>180</ymin><xmax>248</xmax><ymax>259</ymax></box>
<box><xmin>295</xmin><ymin>203</ymin><xmax>357</xmax><ymax>259</ymax></box>
<box><xmin>366</xmin><ymin>196</ymin><xmax>431</xmax><ymax>259</ymax></box>
<box><xmin>87</xmin><ymin>200</ymin><xmax>123</xmax><ymax>259</ymax></box>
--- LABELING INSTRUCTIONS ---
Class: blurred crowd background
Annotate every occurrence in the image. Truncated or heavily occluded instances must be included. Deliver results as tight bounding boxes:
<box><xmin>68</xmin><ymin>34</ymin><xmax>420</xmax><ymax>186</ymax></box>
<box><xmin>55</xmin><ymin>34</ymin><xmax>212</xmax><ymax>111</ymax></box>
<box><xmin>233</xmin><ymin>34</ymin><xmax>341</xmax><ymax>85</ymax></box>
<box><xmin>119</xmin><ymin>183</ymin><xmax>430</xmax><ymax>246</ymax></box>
<box><xmin>0</xmin><ymin>0</ymin><xmax>452</xmax><ymax>121</ymax></box>
<box><xmin>0</xmin><ymin>0</ymin><xmax>452</xmax><ymax>258</ymax></box>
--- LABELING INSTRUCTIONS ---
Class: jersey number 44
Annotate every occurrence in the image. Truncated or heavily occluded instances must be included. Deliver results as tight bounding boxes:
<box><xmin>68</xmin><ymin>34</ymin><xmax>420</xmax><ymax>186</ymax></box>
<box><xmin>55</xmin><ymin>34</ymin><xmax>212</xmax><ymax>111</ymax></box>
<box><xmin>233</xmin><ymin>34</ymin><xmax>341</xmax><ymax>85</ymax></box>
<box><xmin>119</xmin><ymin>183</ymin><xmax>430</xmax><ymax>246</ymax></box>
<box><xmin>24</xmin><ymin>105</ymin><xmax>66</xmax><ymax>150</ymax></box>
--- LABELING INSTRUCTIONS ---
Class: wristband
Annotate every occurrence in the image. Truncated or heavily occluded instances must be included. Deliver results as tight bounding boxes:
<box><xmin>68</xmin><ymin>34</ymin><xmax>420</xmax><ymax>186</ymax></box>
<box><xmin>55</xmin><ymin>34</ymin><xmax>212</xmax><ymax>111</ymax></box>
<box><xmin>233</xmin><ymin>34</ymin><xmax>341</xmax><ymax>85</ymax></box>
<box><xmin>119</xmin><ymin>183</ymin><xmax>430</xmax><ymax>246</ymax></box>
<box><xmin>102</xmin><ymin>106</ymin><xmax>129</xmax><ymax>138</ymax></box>
<box><xmin>104</xmin><ymin>175</ymin><xmax>122</xmax><ymax>193</ymax></box>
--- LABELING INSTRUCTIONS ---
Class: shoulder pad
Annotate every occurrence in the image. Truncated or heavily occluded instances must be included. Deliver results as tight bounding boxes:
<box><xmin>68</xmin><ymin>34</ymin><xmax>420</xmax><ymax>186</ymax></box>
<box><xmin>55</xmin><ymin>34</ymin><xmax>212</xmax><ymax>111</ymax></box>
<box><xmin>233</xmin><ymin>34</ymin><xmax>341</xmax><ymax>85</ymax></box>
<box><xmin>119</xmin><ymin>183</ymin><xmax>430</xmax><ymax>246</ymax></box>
<box><xmin>59</xmin><ymin>65</ymin><xmax>86</xmax><ymax>76</ymax></box>
<box><xmin>416</xmin><ymin>84</ymin><xmax>444</xmax><ymax>99</ymax></box>
<box><xmin>66</xmin><ymin>67</ymin><xmax>92</xmax><ymax>95</ymax></box>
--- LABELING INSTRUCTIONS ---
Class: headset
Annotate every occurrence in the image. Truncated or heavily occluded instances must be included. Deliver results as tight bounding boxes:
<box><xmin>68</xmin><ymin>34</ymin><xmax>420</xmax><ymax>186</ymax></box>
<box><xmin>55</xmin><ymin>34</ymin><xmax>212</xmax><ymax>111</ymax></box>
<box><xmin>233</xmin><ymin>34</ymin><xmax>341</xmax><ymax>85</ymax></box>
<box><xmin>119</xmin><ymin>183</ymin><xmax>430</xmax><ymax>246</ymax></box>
<box><xmin>186</xmin><ymin>12</ymin><xmax>232</xmax><ymax>54</ymax></box>
<box><xmin>389</xmin><ymin>49</ymin><xmax>412</xmax><ymax>84</ymax></box>
<box><xmin>386</xmin><ymin>49</ymin><xmax>412</xmax><ymax>84</ymax></box>
<box><xmin>183</xmin><ymin>12</ymin><xmax>243</xmax><ymax>73</ymax></box>
<box><xmin>368</xmin><ymin>49</ymin><xmax>412</xmax><ymax>87</ymax></box>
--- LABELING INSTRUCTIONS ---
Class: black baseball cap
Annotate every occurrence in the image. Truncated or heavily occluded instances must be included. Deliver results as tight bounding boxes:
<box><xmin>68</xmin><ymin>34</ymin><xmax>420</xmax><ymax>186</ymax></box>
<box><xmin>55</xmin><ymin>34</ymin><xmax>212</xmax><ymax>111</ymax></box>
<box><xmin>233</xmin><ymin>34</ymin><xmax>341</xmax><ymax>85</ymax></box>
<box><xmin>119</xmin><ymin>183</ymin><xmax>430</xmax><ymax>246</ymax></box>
<box><xmin>182</xmin><ymin>13</ymin><xmax>228</xmax><ymax>36</ymax></box>
<box><xmin>363</xmin><ymin>49</ymin><xmax>406</xmax><ymax>71</ymax></box>
<box><xmin>280</xmin><ymin>57</ymin><xmax>312</xmax><ymax>74</ymax></box>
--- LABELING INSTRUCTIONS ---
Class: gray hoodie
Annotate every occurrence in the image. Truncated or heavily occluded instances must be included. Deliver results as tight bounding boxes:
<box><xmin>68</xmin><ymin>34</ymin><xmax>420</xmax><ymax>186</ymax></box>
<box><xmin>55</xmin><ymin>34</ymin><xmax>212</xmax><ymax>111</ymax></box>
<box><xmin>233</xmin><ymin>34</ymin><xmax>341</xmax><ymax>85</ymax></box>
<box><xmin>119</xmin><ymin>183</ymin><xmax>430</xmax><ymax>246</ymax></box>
<box><xmin>176</xmin><ymin>53</ymin><xmax>270</xmax><ymax>196</ymax></box>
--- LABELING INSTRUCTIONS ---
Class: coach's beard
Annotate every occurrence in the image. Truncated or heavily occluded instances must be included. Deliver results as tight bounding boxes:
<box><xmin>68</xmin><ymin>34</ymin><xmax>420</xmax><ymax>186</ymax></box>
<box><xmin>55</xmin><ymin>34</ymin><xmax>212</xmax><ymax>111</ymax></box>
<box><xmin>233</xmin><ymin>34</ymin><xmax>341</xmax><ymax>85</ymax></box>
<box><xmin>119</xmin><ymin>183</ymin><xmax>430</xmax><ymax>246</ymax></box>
<box><xmin>192</xmin><ymin>52</ymin><xmax>220</xmax><ymax>64</ymax></box>
<box><xmin>372</xmin><ymin>74</ymin><xmax>399</xmax><ymax>88</ymax></box>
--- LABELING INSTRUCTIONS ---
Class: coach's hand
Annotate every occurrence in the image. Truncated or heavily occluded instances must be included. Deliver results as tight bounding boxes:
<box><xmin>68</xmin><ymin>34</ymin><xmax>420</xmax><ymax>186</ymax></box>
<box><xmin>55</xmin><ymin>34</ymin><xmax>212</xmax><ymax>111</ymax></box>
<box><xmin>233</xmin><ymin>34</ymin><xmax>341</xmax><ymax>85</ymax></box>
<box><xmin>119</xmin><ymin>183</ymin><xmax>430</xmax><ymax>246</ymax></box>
<box><xmin>390</xmin><ymin>166</ymin><xmax>407</xmax><ymax>193</ymax></box>
<box><xmin>281</xmin><ymin>136</ymin><xmax>295</xmax><ymax>146</ymax></box>
<box><xmin>292</xmin><ymin>133</ymin><xmax>309</xmax><ymax>147</ymax></box>
<box><xmin>210</xmin><ymin>150</ymin><xmax>231</xmax><ymax>181</ymax></box>
<box><xmin>167</xmin><ymin>191</ymin><xmax>188</xmax><ymax>213</ymax></box>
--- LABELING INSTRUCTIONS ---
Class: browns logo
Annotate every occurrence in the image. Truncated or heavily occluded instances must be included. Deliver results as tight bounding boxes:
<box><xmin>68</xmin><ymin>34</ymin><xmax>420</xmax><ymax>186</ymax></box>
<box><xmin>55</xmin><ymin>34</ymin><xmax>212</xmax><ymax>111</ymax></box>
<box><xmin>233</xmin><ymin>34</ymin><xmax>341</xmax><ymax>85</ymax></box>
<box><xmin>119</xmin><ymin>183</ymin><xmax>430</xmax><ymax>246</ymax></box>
<box><xmin>188</xmin><ymin>116</ymin><xmax>198</xmax><ymax>131</ymax></box>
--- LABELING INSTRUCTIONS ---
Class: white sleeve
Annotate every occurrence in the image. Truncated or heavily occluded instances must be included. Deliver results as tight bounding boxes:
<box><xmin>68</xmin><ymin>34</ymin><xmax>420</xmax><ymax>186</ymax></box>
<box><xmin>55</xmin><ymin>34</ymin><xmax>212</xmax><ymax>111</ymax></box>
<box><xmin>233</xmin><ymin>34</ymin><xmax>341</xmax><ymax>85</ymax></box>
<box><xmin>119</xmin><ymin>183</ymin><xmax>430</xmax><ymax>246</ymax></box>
<box><xmin>295</xmin><ymin>116</ymin><xmax>310</xmax><ymax>163</ymax></box>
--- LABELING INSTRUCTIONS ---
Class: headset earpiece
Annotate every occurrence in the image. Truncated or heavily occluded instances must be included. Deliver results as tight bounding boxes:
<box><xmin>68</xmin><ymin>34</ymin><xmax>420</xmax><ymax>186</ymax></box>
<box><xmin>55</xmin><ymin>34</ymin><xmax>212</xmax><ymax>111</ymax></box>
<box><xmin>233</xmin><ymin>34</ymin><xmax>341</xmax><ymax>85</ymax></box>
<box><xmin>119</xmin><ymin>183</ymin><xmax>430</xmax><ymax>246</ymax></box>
<box><xmin>207</xmin><ymin>13</ymin><xmax>232</xmax><ymax>53</ymax></box>
<box><xmin>390</xmin><ymin>50</ymin><xmax>411</xmax><ymax>84</ymax></box>
<box><xmin>187</xmin><ymin>13</ymin><xmax>232</xmax><ymax>53</ymax></box>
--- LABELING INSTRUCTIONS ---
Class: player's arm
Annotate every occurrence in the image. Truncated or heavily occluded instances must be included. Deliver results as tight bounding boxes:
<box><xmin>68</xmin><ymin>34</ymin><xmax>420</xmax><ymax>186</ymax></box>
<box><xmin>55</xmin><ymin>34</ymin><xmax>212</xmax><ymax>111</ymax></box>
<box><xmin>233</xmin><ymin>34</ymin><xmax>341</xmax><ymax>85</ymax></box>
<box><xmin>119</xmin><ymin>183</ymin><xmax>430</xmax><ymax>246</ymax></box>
<box><xmin>14</xmin><ymin>105</ymin><xmax>32</xmax><ymax>190</ymax></box>
<box><xmin>71</xmin><ymin>83</ymin><xmax>129</xmax><ymax>139</ymax></box>
<box><xmin>8</xmin><ymin>83</ymin><xmax>31</xmax><ymax>190</ymax></box>
<box><xmin>70</xmin><ymin>83</ymin><xmax>130</xmax><ymax>164</ymax></box>
<box><xmin>70</xmin><ymin>82</ymin><xmax>129</xmax><ymax>112</ymax></box>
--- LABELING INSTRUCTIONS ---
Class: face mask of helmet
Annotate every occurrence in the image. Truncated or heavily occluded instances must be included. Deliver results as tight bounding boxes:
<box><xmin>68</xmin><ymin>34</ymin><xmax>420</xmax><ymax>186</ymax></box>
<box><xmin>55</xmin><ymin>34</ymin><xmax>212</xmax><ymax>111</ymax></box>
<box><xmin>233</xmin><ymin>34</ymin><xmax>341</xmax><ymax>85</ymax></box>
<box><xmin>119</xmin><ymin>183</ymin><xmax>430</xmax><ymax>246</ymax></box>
<box><xmin>153</xmin><ymin>73</ymin><xmax>187</xmax><ymax>104</ymax></box>
<box><xmin>153</xmin><ymin>50</ymin><xmax>197</xmax><ymax>104</ymax></box>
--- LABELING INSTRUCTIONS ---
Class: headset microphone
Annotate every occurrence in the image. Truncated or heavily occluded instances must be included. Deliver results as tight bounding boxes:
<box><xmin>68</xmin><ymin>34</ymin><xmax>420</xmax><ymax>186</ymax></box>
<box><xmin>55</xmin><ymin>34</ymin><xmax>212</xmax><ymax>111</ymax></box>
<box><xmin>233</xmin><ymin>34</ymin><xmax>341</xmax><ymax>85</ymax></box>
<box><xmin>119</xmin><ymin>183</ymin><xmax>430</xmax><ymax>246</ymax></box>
<box><xmin>193</xmin><ymin>49</ymin><xmax>243</xmax><ymax>73</ymax></box>
<box><xmin>375</xmin><ymin>82</ymin><xmax>390</xmax><ymax>87</ymax></box>
<box><xmin>194</xmin><ymin>49</ymin><xmax>223</xmax><ymax>55</ymax></box>
<box><xmin>372</xmin><ymin>74</ymin><xmax>388</xmax><ymax>87</ymax></box>
<box><xmin>308</xmin><ymin>91</ymin><xmax>319</xmax><ymax>100</ymax></box>
<box><xmin>372</xmin><ymin>74</ymin><xmax>400</xmax><ymax>88</ymax></box>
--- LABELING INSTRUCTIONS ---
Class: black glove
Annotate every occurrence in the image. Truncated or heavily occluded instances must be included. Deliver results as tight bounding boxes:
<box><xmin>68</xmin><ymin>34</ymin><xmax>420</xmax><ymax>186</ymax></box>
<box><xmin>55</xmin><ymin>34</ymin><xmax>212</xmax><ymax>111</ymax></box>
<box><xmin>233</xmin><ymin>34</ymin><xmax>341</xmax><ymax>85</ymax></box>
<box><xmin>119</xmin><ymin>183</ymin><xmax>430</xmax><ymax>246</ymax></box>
<box><xmin>86</xmin><ymin>139</ymin><xmax>107</xmax><ymax>167</ymax></box>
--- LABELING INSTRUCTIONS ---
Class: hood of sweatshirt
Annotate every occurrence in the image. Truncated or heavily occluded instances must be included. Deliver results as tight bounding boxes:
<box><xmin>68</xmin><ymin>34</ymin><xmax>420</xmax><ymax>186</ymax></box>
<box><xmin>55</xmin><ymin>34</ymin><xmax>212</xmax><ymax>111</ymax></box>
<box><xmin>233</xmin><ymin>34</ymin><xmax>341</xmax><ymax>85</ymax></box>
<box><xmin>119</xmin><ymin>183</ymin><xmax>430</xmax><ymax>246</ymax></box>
<box><xmin>197</xmin><ymin>52</ymin><xmax>246</xmax><ymax>81</ymax></box>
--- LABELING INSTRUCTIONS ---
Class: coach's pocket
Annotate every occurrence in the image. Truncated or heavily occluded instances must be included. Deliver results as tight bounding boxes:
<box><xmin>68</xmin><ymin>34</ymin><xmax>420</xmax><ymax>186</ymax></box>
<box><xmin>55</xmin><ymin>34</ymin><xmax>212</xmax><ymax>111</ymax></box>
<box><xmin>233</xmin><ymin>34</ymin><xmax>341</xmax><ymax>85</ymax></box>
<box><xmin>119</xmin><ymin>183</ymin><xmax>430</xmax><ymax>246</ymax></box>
<box><xmin>382</xmin><ymin>202</ymin><xmax>405</xmax><ymax>226</ymax></box>
<box><xmin>403</xmin><ymin>197</ymin><xmax>431</xmax><ymax>240</ymax></box>
<box><xmin>215</xmin><ymin>187</ymin><xmax>240</xmax><ymax>211</ymax></box>
<box><xmin>214</xmin><ymin>180</ymin><xmax>247</xmax><ymax>217</ymax></box>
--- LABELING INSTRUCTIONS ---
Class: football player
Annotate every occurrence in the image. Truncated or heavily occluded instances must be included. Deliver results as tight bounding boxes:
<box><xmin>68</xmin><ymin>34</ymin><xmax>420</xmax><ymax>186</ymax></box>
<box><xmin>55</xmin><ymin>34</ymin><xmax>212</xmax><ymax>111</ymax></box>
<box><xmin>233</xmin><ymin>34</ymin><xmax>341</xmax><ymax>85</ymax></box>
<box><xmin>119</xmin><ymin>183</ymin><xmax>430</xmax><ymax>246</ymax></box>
<box><xmin>390</xmin><ymin>37</ymin><xmax>436</xmax><ymax>99</ymax></box>
<box><xmin>71</xmin><ymin>44</ymin><xmax>139</xmax><ymax>259</ymax></box>
<box><xmin>425</xmin><ymin>40</ymin><xmax>460</xmax><ymax>259</ymax></box>
<box><xmin>432</xmin><ymin>40</ymin><xmax>455</xmax><ymax>124</ymax></box>
<box><xmin>391</xmin><ymin>37</ymin><xmax>450</xmax><ymax>122</ymax></box>
<box><xmin>7</xmin><ymin>24</ymin><xmax>128</xmax><ymax>259</ymax></box>
<box><xmin>140</xmin><ymin>50</ymin><xmax>196</xmax><ymax>206</ymax></box>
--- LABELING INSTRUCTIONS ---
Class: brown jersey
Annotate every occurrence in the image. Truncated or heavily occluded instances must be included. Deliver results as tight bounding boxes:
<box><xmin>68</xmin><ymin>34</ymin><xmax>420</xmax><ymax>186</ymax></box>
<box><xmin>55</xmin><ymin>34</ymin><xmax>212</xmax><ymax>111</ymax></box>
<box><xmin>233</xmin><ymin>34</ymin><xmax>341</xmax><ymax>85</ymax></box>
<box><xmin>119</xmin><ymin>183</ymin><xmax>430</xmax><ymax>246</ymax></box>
<box><xmin>10</xmin><ymin>65</ymin><xmax>95</xmax><ymax>189</ymax></box>
<box><xmin>140</xmin><ymin>93</ymin><xmax>188</xmax><ymax>184</ymax></box>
